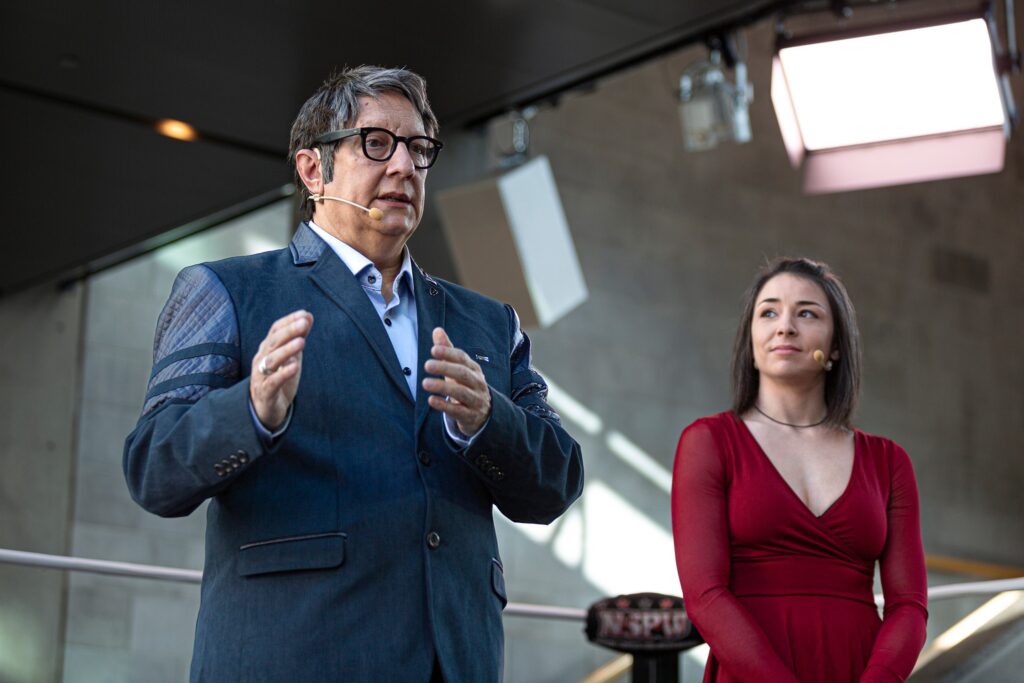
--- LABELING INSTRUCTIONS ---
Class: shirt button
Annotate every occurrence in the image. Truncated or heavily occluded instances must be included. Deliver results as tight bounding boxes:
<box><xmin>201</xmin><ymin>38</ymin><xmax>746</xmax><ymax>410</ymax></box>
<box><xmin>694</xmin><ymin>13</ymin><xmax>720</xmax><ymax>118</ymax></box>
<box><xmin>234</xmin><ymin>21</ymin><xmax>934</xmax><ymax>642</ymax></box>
<box><xmin>384</xmin><ymin>318</ymin><xmax>392</xmax><ymax>327</ymax></box>
<box><xmin>426</xmin><ymin>532</ymin><xmax>441</xmax><ymax>549</ymax></box>
<box><xmin>418</xmin><ymin>451</ymin><xmax>432</xmax><ymax>466</ymax></box>
<box><xmin>403</xmin><ymin>367</ymin><xmax>412</xmax><ymax>376</ymax></box>
<box><xmin>367</xmin><ymin>274</ymin><xmax>377</xmax><ymax>284</ymax></box>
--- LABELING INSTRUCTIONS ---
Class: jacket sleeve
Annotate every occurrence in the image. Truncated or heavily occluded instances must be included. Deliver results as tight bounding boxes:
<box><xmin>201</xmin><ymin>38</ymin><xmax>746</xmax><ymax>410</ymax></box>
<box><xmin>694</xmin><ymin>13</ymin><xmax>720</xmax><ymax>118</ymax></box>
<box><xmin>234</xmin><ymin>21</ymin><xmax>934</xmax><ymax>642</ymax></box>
<box><xmin>860</xmin><ymin>444</ymin><xmax>928</xmax><ymax>683</ymax></box>
<box><xmin>672</xmin><ymin>420</ymin><xmax>801</xmax><ymax>683</ymax></box>
<box><xmin>458</xmin><ymin>304</ymin><xmax>584</xmax><ymax>524</ymax></box>
<box><xmin>123</xmin><ymin>265</ymin><xmax>268</xmax><ymax>518</ymax></box>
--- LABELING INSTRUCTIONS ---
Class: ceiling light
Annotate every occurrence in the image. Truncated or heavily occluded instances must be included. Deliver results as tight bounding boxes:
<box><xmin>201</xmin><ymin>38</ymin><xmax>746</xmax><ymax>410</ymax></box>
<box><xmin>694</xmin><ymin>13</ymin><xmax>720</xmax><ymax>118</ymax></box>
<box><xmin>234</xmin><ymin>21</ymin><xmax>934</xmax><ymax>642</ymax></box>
<box><xmin>155</xmin><ymin>118</ymin><xmax>199</xmax><ymax>142</ymax></box>
<box><xmin>678</xmin><ymin>35</ymin><xmax>753</xmax><ymax>152</ymax></box>
<box><xmin>771</xmin><ymin>9</ymin><xmax>1016</xmax><ymax>193</ymax></box>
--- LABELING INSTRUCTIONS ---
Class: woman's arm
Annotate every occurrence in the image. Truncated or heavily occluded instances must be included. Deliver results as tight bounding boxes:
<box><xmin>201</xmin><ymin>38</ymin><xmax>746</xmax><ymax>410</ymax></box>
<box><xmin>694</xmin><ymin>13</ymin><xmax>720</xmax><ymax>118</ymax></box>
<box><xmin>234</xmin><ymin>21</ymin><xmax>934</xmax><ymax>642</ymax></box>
<box><xmin>860</xmin><ymin>443</ymin><xmax>929</xmax><ymax>682</ymax></box>
<box><xmin>672</xmin><ymin>420</ymin><xmax>801</xmax><ymax>683</ymax></box>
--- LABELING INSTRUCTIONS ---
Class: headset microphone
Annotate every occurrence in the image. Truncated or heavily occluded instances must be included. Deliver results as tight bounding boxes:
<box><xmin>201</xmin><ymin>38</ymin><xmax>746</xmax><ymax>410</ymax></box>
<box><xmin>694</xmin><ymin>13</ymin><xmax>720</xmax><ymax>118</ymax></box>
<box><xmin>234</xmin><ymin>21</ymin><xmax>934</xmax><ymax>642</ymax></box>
<box><xmin>309</xmin><ymin>194</ymin><xmax>383</xmax><ymax>220</ymax></box>
<box><xmin>309</xmin><ymin>147</ymin><xmax>384</xmax><ymax>220</ymax></box>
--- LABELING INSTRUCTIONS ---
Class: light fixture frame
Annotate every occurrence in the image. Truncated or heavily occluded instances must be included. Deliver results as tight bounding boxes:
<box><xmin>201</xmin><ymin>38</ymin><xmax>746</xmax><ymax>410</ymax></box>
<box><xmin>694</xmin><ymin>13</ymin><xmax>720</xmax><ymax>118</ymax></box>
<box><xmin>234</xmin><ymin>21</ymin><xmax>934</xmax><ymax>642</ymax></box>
<box><xmin>771</xmin><ymin>3</ymin><xmax>1017</xmax><ymax>193</ymax></box>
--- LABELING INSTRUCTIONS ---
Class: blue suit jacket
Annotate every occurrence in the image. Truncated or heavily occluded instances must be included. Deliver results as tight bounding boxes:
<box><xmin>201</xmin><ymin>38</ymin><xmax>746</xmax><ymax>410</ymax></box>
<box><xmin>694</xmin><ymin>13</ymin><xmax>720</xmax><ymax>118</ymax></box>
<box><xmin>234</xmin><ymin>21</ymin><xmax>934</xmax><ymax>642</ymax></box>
<box><xmin>123</xmin><ymin>224</ymin><xmax>584</xmax><ymax>683</ymax></box>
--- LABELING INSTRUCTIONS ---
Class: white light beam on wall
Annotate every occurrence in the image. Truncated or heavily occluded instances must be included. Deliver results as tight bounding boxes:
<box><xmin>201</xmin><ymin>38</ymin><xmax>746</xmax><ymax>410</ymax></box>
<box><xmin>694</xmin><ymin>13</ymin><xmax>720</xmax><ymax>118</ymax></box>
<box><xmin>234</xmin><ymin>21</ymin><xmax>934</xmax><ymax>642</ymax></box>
<box><xmin>605</xmin><ymin>431</ymin><xmax>673</xmax><ymax>495</ymax></box>
<box><xmin>543</xmin><ymin>373</ymin><xmax>604</xmax><ymax>436</ymax></box>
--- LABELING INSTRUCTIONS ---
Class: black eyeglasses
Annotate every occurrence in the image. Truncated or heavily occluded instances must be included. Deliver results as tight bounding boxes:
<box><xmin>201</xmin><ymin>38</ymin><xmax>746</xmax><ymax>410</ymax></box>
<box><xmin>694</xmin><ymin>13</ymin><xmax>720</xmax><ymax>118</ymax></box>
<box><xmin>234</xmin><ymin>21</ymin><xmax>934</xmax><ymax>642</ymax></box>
<box><xmin>315</xmin><ymin>127</ymin><xmax>443</xmax><ymax>169</ymax></box>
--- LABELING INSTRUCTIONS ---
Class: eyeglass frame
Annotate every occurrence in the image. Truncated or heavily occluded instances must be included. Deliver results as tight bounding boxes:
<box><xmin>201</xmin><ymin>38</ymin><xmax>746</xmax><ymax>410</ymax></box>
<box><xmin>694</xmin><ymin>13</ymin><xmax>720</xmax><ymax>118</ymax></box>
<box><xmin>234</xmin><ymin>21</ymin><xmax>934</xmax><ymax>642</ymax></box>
<box><xmin>314</xmin><ymin>127</ymin><xmax>444</xmax><ymax>169</ymax></box>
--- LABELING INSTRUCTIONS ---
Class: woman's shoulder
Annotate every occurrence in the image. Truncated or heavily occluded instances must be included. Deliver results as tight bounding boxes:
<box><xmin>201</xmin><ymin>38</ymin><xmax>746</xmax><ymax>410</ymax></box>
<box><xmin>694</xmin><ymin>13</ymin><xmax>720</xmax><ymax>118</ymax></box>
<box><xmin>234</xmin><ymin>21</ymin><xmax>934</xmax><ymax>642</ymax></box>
<box><xmin>674</xmin><ymin>412</ymin><xmax>737</xmax><ymax>475</ymax></box>
<box><xmin>677</xmin><ymin>411</ymin><xmax>745</xmax><ymax>454</ymax></box>
<box><xmin>854</xmin><ymin>427</ymin><xmax>914</xmax><ymax>473</ymax></box>
<box><xmin>680</xmin><ymin>411</ymin><xmax>738</xmax><ymax>438</ymax></box>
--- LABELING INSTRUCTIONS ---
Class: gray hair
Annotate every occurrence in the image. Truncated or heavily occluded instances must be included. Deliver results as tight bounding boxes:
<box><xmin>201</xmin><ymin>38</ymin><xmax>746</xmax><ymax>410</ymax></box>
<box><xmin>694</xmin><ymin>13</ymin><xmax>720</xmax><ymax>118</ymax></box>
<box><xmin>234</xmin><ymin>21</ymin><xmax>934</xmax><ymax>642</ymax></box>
<box><xmin>289</xmin><ymin>65</ymin><xmax>439</xmax><ymax>221</ymax></box>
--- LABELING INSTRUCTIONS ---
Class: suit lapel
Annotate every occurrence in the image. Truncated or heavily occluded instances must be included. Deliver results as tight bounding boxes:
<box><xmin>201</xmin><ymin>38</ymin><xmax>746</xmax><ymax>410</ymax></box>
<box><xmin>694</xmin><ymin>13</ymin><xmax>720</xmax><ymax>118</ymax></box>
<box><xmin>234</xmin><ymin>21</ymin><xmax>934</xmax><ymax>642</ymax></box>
<box><xmin>306</xmin><ymin>240</ymin><xmax>414</xmax><ymax>404</ymax></box>
<box><xmin>413</xmin><ymin>262</ymin><xmax>445</xmax><ymax>436</ymax></box>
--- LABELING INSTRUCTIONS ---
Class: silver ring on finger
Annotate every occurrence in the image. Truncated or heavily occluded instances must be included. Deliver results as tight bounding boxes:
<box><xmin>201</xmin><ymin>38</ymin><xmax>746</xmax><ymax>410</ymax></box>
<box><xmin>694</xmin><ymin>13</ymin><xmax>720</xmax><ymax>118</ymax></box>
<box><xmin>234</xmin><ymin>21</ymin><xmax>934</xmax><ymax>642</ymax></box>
<box><xmin>258</xmin><ymin>356</ymin><xmax>275</xmax><ymax>376</ymax></box>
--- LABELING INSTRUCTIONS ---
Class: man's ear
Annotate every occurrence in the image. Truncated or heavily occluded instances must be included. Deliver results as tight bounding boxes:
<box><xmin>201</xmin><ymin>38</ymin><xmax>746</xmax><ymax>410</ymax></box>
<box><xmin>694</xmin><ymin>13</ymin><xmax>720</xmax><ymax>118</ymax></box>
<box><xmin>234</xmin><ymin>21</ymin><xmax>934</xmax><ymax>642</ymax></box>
<box><xmin>295</xmin><ymin>148</ymin><xmax>322</xmax><ymax>194</ymax></box>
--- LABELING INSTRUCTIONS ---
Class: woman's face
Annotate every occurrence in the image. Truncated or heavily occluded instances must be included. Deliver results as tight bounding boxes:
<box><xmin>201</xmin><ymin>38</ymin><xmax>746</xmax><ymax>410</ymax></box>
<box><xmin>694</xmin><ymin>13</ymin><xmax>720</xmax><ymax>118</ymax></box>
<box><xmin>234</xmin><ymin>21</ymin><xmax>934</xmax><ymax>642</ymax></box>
<box><xmin>750</xmin><ymin>273</ymin><xmax>838</xmax><ymax>380</ymax></box>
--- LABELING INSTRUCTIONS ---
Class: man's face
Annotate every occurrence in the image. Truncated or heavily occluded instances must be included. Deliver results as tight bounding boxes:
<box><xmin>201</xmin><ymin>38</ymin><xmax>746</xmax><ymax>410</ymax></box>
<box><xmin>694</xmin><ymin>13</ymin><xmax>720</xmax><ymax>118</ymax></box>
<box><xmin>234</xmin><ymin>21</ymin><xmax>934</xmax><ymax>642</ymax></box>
<box><xmin>318</xmin><ymin>91</ymin><xmax>429</xmax><ymax>247</ymax></box>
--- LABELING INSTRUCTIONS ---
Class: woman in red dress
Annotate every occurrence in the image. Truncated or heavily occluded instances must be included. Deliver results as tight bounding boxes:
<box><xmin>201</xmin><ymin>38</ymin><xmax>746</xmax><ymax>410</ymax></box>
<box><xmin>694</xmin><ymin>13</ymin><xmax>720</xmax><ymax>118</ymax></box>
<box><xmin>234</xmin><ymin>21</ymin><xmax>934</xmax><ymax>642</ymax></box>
<box><xmin>672</xmin><ymin>258</ymin><xmax>927</xmax><ymax>682</ymax></box>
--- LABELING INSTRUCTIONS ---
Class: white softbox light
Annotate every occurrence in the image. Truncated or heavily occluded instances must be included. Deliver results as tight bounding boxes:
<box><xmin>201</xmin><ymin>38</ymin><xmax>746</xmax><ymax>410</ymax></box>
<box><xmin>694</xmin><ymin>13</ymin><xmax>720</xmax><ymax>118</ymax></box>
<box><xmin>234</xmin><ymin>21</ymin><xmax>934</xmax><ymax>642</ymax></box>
<box><xmin>771</xmin><ymin>12</ymin><xmax>1009</xmax><ymax>193</ymax></box>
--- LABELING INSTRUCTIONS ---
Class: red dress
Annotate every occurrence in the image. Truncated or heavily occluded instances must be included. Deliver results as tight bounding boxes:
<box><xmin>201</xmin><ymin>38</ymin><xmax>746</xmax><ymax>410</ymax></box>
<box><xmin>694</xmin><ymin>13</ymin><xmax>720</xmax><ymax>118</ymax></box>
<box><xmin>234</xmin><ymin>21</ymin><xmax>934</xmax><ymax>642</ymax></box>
<box><xmin>672</xmin><ymin>412</ymin><xmax>927</xmax><ymax>683</ymax></box>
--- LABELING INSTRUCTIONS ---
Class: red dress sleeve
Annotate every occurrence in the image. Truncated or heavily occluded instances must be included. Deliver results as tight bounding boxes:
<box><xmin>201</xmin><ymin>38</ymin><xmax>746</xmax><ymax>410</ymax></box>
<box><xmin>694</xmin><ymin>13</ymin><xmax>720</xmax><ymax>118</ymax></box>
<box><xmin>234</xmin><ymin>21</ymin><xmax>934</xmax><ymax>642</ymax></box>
<box><xmin>860</xmin><ymin>444</ymin><xmax>929</xmax><ymax>682</ymax></box>
<box><xmin>672</xmin><ymin>419</ymin><xmax>801</xmax><ymax>683</ymax></box>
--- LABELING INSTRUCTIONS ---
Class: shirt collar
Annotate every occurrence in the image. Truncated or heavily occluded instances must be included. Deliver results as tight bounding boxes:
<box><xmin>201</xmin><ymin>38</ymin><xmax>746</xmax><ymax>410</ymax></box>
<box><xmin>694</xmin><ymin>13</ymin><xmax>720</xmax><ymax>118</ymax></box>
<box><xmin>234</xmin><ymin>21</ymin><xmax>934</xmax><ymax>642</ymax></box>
<box><xmin>307</xmin><ymin>221</ymin><xmax>415</xmax><ymax>296</ymax></box>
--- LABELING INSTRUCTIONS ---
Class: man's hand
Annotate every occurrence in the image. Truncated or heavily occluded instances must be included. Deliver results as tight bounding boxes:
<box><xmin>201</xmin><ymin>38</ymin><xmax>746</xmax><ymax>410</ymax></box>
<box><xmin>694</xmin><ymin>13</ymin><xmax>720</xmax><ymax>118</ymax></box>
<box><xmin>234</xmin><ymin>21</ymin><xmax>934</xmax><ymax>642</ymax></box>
<box><xmin>422</xmin><ymin>327</ymin><xmax>492</xmax><ymax>436</ymax></box>
<box><xmin>251</xmin><ymin>310</ymin><xmax>313</xmax><ymax>430</ymax></box>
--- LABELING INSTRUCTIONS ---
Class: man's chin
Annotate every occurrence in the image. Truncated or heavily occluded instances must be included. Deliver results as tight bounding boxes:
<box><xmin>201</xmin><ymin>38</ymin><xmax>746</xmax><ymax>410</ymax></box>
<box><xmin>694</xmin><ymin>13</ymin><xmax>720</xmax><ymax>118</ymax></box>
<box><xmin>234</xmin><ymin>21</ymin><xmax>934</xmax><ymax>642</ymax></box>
<box><xmin>372</xmin><ymin>219</ymin><xmax>418</xmax><ymax>239</ymax></box>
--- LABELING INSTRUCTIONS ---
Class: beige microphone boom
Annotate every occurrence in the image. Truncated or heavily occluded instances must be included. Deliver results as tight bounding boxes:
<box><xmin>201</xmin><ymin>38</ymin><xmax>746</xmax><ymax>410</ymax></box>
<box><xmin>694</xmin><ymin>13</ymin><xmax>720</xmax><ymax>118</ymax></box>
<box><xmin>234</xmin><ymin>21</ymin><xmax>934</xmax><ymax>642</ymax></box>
<box><xmin>309</xmin><ymin>194</ymin><xmax>383</xmax><ymax>221</ymax></box>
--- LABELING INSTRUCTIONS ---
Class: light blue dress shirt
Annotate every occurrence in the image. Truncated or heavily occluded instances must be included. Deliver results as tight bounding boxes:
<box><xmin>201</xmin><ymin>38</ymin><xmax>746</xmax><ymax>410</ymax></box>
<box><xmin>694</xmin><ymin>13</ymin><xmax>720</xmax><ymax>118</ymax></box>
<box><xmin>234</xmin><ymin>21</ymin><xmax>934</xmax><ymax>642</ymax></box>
<box><xmin>250</xmin><ymin>221</ymin><xmax>479</xmax><ymax>446</ymax></box>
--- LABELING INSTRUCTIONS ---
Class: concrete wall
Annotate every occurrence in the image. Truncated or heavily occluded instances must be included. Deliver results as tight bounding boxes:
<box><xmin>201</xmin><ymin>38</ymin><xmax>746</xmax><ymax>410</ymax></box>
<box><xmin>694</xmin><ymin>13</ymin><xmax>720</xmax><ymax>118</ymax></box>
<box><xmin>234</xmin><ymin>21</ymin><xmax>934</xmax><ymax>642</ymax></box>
<box><xmin>510</xmin><ymin>17</ymin><xmax>1024</xmax><ymax>567</ymax></box>
<box><xmin>0</xmin><ymin>282</ymin><xmax>82</xmax><ymax>683</ymax></box>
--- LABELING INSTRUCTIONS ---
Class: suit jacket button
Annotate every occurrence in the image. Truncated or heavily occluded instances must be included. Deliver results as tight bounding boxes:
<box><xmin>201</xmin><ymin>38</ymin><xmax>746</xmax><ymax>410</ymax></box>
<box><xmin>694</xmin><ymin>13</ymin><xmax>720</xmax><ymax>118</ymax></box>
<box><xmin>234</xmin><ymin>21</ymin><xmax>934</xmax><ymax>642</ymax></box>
<box><xmin>235</xmin><ymin>450</ymin><xmax>249</xmax><ymax>464</ymax></box>
<box><xmin>228</xmin><ymin>454</ymin><xmax>240</xmax><ymax>466</ymax></box>
<box><xmin>426</xmin><ymin>532</ymin><xmax>441</xmax><ymax>549</ymax></box>
<box><xmin>418</xmin><ymin>451</ymin><xmax>432</xmax><ymax>466</ymax></box>
<box><xmin>213</xmin><ymin>464</ymin><xmax>226</xmax><ymax>477</ymax></box>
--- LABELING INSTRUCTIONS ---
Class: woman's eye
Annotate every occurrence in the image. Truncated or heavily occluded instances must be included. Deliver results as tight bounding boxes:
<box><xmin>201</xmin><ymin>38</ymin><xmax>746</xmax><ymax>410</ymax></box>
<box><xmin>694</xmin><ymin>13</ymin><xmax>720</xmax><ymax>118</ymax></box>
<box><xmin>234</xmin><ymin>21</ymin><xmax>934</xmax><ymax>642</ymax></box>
<box><xmin>760</xmin><ymin>310</ymin><xmax>777</xmax><ymax>318</ymax></box>
<box><xmin>799</xmin><ymin>310</ymin><xmax>818</xmax><ymax>318</ymax></box>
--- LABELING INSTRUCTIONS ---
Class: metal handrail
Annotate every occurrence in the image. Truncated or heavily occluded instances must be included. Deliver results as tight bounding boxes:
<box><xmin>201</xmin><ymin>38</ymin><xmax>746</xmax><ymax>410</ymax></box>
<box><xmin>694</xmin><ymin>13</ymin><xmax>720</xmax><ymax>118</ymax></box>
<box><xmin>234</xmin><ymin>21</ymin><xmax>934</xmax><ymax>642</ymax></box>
<box><xmin>0</xmin><ymin>548</ymin><xmax>587</xmax><ymax>621</ymax></box>
<box><xmin>927</xmin><ymin>577</ymin><xmax>1024</xmax><ymax>601</ymax></box>
<box><xmin>0</xmin><ymin>548</ymin><xmax>202</xmax><ymax>583</ymax></box>
<box><xmin>3</xmin><ymin>547</ymin><xmax>1022</xmax><ymax>620</ymax></box>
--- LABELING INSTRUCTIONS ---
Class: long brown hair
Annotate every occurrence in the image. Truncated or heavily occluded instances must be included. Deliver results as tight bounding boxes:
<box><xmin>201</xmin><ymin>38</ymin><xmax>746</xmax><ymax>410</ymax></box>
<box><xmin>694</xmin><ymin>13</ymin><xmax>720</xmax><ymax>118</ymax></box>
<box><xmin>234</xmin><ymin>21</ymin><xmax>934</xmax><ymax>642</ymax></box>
<box><xmin>730</xmin><ymin>257</ymin><xmax>861</xmax><ymax>429</ymax></box>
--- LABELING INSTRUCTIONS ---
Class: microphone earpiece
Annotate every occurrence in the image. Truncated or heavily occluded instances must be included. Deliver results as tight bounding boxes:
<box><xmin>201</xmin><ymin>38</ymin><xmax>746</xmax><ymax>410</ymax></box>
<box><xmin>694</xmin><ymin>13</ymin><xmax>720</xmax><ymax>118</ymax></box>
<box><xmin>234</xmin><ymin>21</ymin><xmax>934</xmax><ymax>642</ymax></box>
<box><xmin>812</xmin><ymin>350</ymin><xmax>833</xmax><ymax>371</ymax></box>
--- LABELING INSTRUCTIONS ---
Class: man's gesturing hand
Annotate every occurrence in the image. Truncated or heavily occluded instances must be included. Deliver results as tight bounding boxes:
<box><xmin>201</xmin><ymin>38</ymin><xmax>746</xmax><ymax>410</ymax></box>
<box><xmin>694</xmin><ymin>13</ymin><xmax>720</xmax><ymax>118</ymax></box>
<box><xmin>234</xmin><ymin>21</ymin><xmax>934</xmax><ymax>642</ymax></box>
<box><xmin>251</xmin><ymin>310</ymin><xmax>313</xmax><ymax>430</ymax></box>
<box><xmin>422</xmin><ymin>327</ymin><xmax>492</xmax><ymax>436</ymax></box>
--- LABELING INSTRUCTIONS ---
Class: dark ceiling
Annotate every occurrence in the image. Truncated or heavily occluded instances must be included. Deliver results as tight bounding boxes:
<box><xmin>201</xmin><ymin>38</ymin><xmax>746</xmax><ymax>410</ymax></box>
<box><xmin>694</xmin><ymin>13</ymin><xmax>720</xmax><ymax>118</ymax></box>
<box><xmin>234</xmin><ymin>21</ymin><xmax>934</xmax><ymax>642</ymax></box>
<box><xmin>0</xmin><ymin>0</ymin><xmax>786</xmax><ymax>295</ymax></box>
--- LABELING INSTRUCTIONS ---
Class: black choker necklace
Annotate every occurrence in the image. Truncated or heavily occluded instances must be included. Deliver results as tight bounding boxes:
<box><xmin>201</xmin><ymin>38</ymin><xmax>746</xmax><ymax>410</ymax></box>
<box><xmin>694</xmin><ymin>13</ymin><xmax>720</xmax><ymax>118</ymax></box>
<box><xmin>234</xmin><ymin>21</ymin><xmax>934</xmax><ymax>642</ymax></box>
<box><xmin>754</xmin><ymin>404</ymin><xmax>827</xmax><ymax>428</ymax></box>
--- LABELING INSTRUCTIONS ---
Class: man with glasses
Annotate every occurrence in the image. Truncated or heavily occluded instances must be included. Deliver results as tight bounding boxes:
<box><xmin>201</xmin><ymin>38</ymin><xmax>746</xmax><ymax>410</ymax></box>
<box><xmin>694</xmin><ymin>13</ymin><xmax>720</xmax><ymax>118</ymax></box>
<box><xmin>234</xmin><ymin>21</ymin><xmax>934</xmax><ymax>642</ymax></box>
<box><xmin>124</xmin><ymin>66</ymin><xmax>583</xmax><ymax>683</ymax></box>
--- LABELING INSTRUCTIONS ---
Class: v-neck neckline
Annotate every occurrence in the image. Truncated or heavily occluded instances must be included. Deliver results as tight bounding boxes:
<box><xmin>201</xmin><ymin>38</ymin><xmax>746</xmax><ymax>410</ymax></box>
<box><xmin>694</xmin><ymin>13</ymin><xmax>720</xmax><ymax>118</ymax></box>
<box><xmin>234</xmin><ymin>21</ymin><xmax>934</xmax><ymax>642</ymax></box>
<box><xmin>731</xmin><ymin>412</ymin><xmax>859</xmax><ymax>520</ymax></box>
